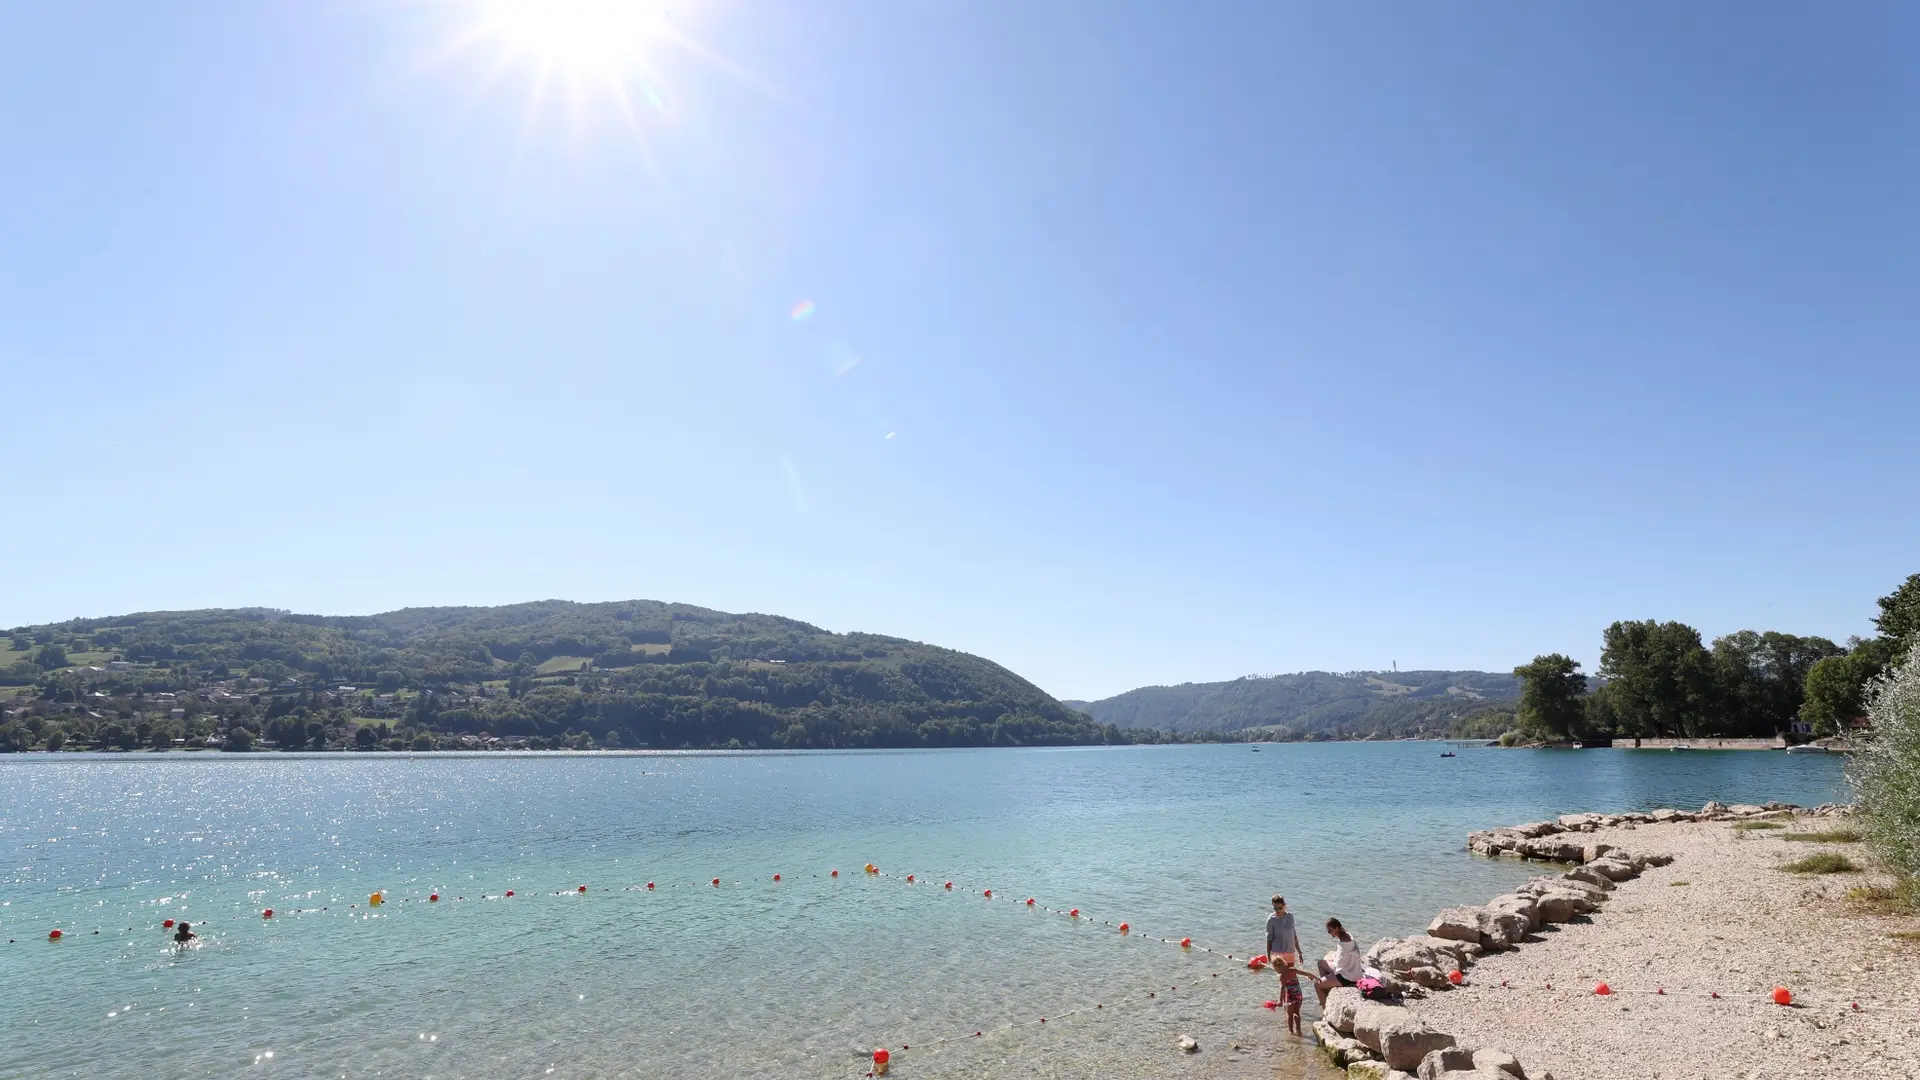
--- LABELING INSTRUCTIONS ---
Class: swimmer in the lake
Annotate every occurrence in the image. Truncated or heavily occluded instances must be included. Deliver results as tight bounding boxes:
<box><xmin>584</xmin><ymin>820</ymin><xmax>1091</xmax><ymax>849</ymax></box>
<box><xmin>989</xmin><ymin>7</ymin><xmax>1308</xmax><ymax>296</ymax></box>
<box><xmin>173</xmin><ymin>922</ymin><xmax>196</xmax><ymax>944</ymax></box>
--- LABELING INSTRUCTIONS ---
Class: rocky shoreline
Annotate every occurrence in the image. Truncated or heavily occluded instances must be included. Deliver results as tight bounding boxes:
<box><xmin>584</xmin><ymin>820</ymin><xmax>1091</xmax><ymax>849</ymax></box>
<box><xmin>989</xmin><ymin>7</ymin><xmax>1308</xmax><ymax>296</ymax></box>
<box><xmin>1311</xmin><ymin>800</ymin><xmax>1854</xmax><ymax>1080</ymax></box>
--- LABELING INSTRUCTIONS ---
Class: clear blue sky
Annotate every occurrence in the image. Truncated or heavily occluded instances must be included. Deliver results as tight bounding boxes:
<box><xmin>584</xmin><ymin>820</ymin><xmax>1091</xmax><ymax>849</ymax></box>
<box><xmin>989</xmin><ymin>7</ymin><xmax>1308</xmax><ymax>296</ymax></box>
<box><xmin>2</xmin><ymin>2</ymin><xmax>1915</xmax><ymax>700</ymax></box>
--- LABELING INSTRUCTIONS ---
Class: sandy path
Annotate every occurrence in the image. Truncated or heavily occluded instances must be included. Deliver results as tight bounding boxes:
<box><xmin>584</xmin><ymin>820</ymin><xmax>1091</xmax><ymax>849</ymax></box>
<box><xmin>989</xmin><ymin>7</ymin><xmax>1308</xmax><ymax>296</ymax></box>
<box><xmin>1408</xmin><ymin>816</ymin><xmax>1920</xmax><ymax>1080</ymax></box>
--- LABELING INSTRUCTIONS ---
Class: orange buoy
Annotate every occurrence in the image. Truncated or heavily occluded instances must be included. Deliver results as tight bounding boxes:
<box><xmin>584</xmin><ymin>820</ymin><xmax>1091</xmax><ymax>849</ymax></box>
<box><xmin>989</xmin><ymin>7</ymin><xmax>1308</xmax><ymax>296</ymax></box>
<box><xmin>429</xmin><ymin>894</ymin><xmax>439</xmax><ymax>902</ymax></box>
<box><xmin>164</xmin><ymin>919</ymin><xmax>175</xmax><ymax>929</ymax></box>
<box><xmin>369</xmin><ymin>892</ymin><xmax>382</xmax><ymax>906</ymax></box>
<box><xmin>48</xmin><ymin>929</ymin><xmax>62</xmax><ymax>941</ymax></box>
<box><xmin>1118</xmin><ymin>922</ymin><xmax>1130</xmax><ymax>933</ymax></box>
<box><xmin>773</xmin><ymin>874</ymin><xmax>781</xmax><ymax>882</ymax></box>
<box><xmin>578</xmin><ymin>886</ymin><xmax>587</xmax><ymax>894</ymax></box>
<box><xmin>865</xmin><ymin>864</ymin><xmax>877</xmax><ymax>874</ymax></box>
<box><xmin>1773</xmin><ymin>987</ymin><xmax>1792</xmax><ymax>1006</ymax></box>
<box><xmin>1069</xmin><ymin>908</ymin><xmax>1079</xmax><ymax>918</ymax></box>
<box><xmin>1248</xmin><ymin>955</ymin><xmax>1267</xmax><ymax>970</ymax></box>
<box><xmin>1594</xmin><ymin>982</ymin><xmax>1611</xmax><ymax>996</ymax></box>
<box><xmin>262</xmin><ymin>909</ymin><xmax>273</xmax><ymax>919</ymax></box>
<box><xmin>1180</xmin><ymin>937</ymin><xmax>1191</xmax><ymax>948</ymax></box>
<box><xmin>1447</xmin><ymin>969</ymin><xmax>1463</xmax><ymax>985</ymax></box>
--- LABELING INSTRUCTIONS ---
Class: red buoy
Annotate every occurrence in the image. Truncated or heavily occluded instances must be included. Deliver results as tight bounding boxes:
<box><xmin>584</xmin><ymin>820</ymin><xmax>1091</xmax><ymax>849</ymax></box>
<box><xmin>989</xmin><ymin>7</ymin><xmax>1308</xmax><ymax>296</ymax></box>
<box><xmin>1594</xmin><ymin>982</ymin><xmax>1612</xmax><ymax>996</ymax></box>
<box><xmin>944</xmin><ymin>881</ymin><xmax>953</xmax><ymax>890</ymax></box>
<box><xmin>506</xmin><ymin>891</ymin><xmax>514</xmax><ymax>897</ymax></box>
<box><xmin>429</xmin><ymin>893</ymin><xmax>439</xmax><ymax>902</ymax></box>
<box><xmin>1118</xmin><ymin>922</ymin><xmax>1130</xmax><ymax>933</ymax></box>
<box><xmin>578</xmin><ymin>886</ymin><xmax>587</xmax><ymax>894</ymax></box>
<box><xmin>48</xmin><ymin>929</ymin><xmax>62</xmax><ymax>941</ymax></box>
<box><xmin>1262</xmin><ymin>1000</ymin><xmax>1277</xmax><ymax>1010</ymax></box>
<box><xmin>1710</xmin><ymin>992</ymin><xmax>1720</xmax><ymax>999</ymax></box>
<box><xmin>262</xmin><ymin>909</ymin><xmax>273</xmax><ymax>919</ymax></box>
<box><xmin>831</xmin><ymin>870</ymin><xmax>839</xmax><ymax>878</ymax></box>
<box><xmin>712</xmin><ymin>878</ymin><xmax>721</xmax><ymax>887</ymax></box>
<box><xmin>1026</xmin><ymin>898</ymin><xmax>1035</xmax><ymax>906</ymax></box>
<box><xmin>1180</xmin><ymin>937</ymin><xmax>1191</xmax><ymax>948</ymax></box>
<box><xmin>1656</xmin><ymin>987</ymin><xmax>1664</xmax><ymax>995</ymax></box>
<box><xmin>1773</xmin><ymin>987</ymin><xmax>1792</xmax><ymax>1006</ymax></box>
<box><xmin>164</xmin><ymin>919</ymin><xmax>176</xmax><ymax>929</ymax></box>
<box><xmin>983</xmin><ymin>889</ymin><xmax>992</xmax><ymax>898</ymax></box>
<box><xmin>906</xmin><ymin>875</ymin><xmax>914</xmax><ymax>883</ymax></box>
<box><xmin>1447</xmin><ymin>969</ymin><xmax>1463</xmax><ymax>985</ymax></box>
<box><xmin>773</xmin><ymin>874</ymin><xmax>781</xmax><ymax>882</ymax></box>
<box><xmin>872</xmin><ymin>1049</ymin><xmax>889</xmax><ymax>1065</ymax></box>
<box><xmin>646</xmin><ymin>882</ymin><xmax>654</xmax><ymax>890</ymax></box>
<box><xmin>1069</xmin><ymin>908</ymin><xmax>1079</xmax><ymax>917</ymax></box>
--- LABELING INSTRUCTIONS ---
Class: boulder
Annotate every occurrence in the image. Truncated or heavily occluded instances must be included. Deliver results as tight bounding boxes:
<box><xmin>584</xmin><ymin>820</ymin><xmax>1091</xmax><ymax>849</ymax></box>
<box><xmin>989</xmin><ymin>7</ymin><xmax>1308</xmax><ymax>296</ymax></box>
<box><xmin>1580</xmin><ymin>841</ymin><xmax>1615</xmax><ymax>863</ymax></box>
<box><xmin>1519</xmin><ymin>837</ymin><xmax>1587</xmax><ymax>862</ymax></box>
<box><xmin>1486</xmin><ymin>893</ymin><xmax>1540</xmax><ymax>933</ymax></box>
<box><xmin>1587</xmin><ymin>857</ymin><xmax>1638</xmax><ymax>882</ymax></box>
<box><xmin>1640</xmin><ymin>852</ymin><xmax>1675</xmax><ymax>867</ymax></box>
<box><xmin>1417</xmin><ymin>1047</ymin><xmax>1477</xmax><ymax>1078</ymax></box>
<box><xmin>1428</xmin><ymin>907</ymin><xmax>1487</xmax><ymax>945</ymax></box>
<box><xmin>1512</xmin><ymin>821</ymin><xmax>1562</xmax><ymax>838</ymax></box>
<box><xmin>1325</xmin><ymin>987</ymin><xmax>1365</xmax><ymax>1035</ymax></box>
<box><xmin>1406</xmin><ymin>934</ymin><xmax>1481</xmax><ymax>964</ymax></box>
<box><xmin>1700</xmin><ymin>801</ymin><xmax>1728</xmax><ymax>814</ymax></box>
<box><xmin>1763</xmin><ymin>801</ymin><xmax>1799</xmax><ymax>812</ymax></box>
<box><xmin>1556</xmin><ymin>812</ymin><xmax>1603</xmax><ymax>830</ymax></box>
<box><xmin>1563</xmin><ymin>865</ymin><xmax>1615</xmax><ymax>890</ymax></box>
<box><xmin>1346</xmin><ymin>1062</ymin><xmax>1402</xmax><ymax>1080</ymax></box>
<box><xmin>1177</xmin><ymin>1035</ymin><xmax>1198</xmax><ymax>1054</ymax></box>
<box><xmin>1531</xmin><ymin>892</ymin><xmax>1587</xmax><ymax>924</ymax></box>
<box><xmin>1377</xmin><ymin>1017</ymin><xmax>1457</xmax><ymax>1072</ymax></box>
<box><xmin>1315</xmin><ymin>1021</ymin><xmax>1377</xmax><ymax>1068</ymax></box>
<box><xmin>1650</xmin><ymin>808</ymin><xmax>1684</xmax><ymax>823</ymax></box>
<box><xmin>1476</xmin><ymin>906</ymin><xmax>1532</xmax><ymax>950</ymax></box>
<box><xmin>1728</xmin><ymin>803</ymin><xmax>1767</xmax><ymax>816</ymax></box>
<box><xmin>1472</xmin><ymin>1047</ymin><xmax>1527</xmax><ymax>1077</ymax></box>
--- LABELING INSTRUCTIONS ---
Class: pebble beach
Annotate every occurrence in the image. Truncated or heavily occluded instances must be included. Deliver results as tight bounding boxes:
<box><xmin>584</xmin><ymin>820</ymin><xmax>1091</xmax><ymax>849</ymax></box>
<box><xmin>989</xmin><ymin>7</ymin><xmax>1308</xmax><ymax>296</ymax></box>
<box><xmin>1329</xmin><ymin>806</ymin><xmax>1920</xmax><ymax>1080</ymax></box>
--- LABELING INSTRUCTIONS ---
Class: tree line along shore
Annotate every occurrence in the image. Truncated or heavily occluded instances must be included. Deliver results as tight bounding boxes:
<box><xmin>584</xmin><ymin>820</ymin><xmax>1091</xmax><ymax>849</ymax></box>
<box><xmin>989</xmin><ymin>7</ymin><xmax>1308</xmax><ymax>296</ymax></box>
<box><xmin>1460</xmin><ymin>572</ymin><xmax>1918</xmax><ymax>747</ymax></box>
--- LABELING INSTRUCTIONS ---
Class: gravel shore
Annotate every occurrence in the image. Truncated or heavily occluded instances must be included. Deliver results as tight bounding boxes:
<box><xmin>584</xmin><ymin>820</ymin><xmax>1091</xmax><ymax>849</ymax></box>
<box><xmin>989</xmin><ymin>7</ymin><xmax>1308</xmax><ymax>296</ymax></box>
<box><xmin>1409</xmin><ymin>815</ymin><xmax>1920</xmax><ymax>1080</ymax></box>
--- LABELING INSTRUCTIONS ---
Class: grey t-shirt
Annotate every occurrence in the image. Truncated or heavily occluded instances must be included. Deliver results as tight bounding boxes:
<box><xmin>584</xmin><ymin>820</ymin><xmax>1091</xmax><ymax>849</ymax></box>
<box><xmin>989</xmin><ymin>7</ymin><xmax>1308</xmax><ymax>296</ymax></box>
<box><xmin>1266</xmin><ymin>911</ymin><xmax>1301</xmax><ymax>959</ymax></box>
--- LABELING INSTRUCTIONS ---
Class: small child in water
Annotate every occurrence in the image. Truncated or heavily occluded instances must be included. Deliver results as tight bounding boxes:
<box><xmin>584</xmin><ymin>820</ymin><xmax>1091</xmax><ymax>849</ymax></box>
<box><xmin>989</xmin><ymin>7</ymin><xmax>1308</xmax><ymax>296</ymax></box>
<box><xmin>173</xmin><ymin>922</ymin><xmax>196</xmax><ymax>944</ymax></box>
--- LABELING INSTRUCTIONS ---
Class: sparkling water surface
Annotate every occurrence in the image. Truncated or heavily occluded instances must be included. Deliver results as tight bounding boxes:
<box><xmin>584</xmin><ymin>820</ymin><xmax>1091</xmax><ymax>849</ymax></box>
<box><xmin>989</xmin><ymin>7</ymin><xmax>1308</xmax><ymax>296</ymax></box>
<box><xmin>0</xmin><ymin>744</ymin><xmax>1846</xmax><ymax>1079</ymax></box>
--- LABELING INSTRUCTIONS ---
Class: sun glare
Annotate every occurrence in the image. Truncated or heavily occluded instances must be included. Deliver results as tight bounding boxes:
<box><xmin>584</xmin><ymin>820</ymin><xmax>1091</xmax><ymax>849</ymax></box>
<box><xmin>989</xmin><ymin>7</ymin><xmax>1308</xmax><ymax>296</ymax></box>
<box><xmin>478</xmin><ymin>0</ymin><xmax>669</xmax><ymax>69</ymax></box>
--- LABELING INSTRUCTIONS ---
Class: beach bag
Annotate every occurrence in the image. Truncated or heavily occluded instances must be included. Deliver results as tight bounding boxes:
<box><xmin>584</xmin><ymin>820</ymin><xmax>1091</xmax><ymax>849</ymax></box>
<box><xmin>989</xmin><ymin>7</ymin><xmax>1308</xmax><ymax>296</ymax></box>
<box><xmin>1356</xmin><ymin>976</ymin><xmax>1386</xmax><ymax>1000</ymax></box>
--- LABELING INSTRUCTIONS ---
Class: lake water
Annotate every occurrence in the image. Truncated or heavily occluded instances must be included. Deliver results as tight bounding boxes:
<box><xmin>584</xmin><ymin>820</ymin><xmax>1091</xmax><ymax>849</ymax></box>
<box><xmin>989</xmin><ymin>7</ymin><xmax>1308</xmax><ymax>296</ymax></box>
<box><xmin>0</xmin><ymin>744</ymin><xmax>1846</xmax><ymax>1080</ymax></box>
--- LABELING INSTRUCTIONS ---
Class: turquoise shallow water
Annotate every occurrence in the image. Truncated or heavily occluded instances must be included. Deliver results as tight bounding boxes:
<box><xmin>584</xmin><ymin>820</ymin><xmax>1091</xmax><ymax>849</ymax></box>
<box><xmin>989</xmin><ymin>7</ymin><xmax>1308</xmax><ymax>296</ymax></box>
<box><xmin>0</xmin><ymin>744</ymin><xmax>1845</xmax><ymax>1079</ymax></box>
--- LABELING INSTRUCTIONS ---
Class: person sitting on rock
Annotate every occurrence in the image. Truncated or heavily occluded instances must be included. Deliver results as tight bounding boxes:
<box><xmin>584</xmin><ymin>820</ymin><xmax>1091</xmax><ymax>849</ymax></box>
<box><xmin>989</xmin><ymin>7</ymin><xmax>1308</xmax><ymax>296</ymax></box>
<box><xmin>1312</xmin><ymin>917</ymin><xmax>1365</xmax><ymax>1007</ymax></box>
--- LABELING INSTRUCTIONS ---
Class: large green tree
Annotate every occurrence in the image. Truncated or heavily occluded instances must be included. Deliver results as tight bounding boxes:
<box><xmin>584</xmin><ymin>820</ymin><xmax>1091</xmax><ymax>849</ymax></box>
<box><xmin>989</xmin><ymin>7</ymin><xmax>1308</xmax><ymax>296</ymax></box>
<box><xmin>1873</xmin><ymin>574</ymin><xmax>1920</xmax><ymax>655</ymax></box>
<box><xmin>1711</xmin><ymin>630</ymin><xmax>1842</xmax><ymax>736</ymax></box>
<box><xmin>1600</xmin><ymin>620</ymin><xmax>1716</xmax><ymax>738</ymax></box>
<box><xmin>1512</xmin><ymin>653</ymin><xmax>1588</xmax><ymax>741</ymax></box>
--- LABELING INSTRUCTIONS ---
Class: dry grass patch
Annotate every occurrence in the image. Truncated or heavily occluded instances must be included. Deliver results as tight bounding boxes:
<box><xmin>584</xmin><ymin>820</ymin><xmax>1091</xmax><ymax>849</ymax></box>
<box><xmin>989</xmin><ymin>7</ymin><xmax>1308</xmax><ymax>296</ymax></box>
<box><xmin>1733</xmin><ymin>820</ymin><xmax>1785</xmax><ymax>832</ymax></box>
<box><xmin>1780</xmin><ymin>852</ymin><xmax>1860</xmax><ymax>874</ymax></box>
<box><xmin>1783</xmin><ymin>828</ymin><xmax>1863</xmax><ymax>843</ymax></box>
<box><xmin>1846</xmin><ymin>882</ymin><xmax>1920</xmax><ymax>915</ymax></box>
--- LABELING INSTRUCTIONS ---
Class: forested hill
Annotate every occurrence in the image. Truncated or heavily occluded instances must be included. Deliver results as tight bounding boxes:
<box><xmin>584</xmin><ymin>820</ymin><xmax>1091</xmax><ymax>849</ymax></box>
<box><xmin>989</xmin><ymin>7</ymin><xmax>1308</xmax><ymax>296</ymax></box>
<box><xmin>1069</xmin><ymin>669</ymin><xmax>1521</xmax><ymax>738</ymax></box>
<box><xmin>1</xmin><ymin>601</ymin><xmax>1131</xmax><ymax>752</ymax></box>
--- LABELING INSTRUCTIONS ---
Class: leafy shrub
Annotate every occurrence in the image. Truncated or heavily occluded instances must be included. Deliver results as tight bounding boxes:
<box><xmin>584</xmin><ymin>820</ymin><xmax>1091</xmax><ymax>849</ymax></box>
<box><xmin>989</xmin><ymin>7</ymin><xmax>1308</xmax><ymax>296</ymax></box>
<box><xmin>1849</xmin><ymin>643</ymin><xmax>1920</xmax><ymax>880</ymax></box>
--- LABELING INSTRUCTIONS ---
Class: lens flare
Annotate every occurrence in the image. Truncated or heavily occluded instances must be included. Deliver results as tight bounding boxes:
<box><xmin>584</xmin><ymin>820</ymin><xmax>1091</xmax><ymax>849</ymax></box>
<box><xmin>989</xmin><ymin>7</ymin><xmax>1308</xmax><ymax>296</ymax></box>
<box><xmin>788</xmin><ymin>299</ymin><xmax>816</xmax><ymax>322</ymax></box>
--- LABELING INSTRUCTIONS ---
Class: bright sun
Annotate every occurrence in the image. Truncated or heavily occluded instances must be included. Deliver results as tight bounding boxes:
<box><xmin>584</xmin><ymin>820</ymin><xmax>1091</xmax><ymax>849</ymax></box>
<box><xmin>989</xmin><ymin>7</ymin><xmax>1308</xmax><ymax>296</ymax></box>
<box><xmin>476</xmin><ymin>0</ymin><xmax>671</xmax><ymax>71</ymax></box>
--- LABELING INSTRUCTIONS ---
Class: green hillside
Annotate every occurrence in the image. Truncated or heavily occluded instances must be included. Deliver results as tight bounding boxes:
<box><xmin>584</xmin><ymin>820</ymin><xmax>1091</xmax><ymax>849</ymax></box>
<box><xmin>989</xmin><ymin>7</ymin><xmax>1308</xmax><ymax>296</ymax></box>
<box><xmin>1073</xmin><ymin>669</ymin><xmax>1521</xmax><ymax>738</ymax></box>
<box><xmin>1</xmin><ymin>601</ymin><xmax>1130</xmax><ymax>751</ymax></box>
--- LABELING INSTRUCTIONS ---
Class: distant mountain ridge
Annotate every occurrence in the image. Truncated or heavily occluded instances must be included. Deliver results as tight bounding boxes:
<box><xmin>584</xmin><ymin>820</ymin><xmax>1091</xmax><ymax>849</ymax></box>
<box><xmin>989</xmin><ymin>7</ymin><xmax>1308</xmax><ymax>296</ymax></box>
<box><xmin>2</xmin><ymin>600</ymin><xmax>1130</xmax><ymax>750</ymax></box>
<box><xmin>1069</xmin><ymin>669</ymin><xmax>1521</xmax><ymax>737</ymax></box>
